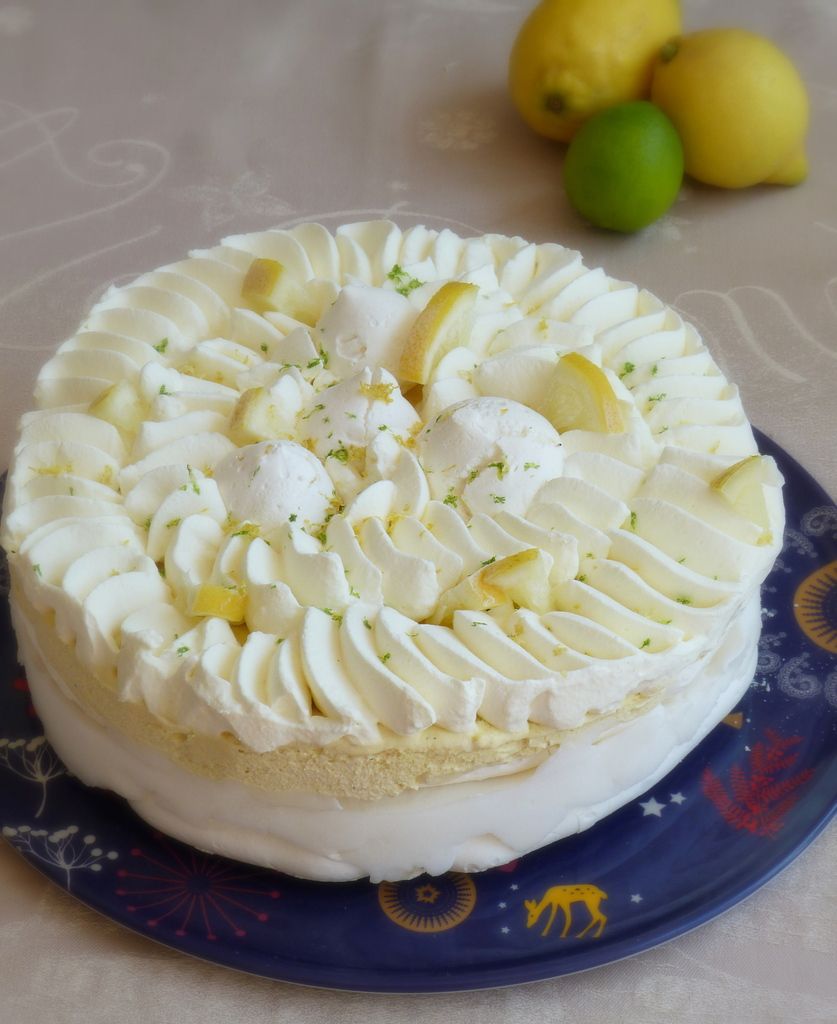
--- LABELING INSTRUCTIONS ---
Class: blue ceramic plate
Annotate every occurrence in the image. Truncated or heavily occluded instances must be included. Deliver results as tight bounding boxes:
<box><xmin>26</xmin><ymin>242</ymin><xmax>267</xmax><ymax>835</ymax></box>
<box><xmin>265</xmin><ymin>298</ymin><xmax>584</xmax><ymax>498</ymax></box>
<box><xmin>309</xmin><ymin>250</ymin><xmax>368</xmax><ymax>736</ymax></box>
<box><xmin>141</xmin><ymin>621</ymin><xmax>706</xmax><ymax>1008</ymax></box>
<box><xmin>1</xmin><ymin>432</ymin><xmax>835</xmax><ymax>993</ymax></box>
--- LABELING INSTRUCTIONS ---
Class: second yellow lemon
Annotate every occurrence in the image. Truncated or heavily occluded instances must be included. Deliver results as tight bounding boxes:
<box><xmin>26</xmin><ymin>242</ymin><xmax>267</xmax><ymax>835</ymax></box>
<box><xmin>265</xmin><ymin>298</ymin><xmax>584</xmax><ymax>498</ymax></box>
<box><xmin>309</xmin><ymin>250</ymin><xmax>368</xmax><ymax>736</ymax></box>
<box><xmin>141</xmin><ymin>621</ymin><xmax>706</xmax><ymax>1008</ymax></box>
<box><xmin>509</xmin><ymin>0</ymin><xmax>681</xmax><ymax>142</ymax></box>
<box><xmin>651</xmin><ymin>29</ymin><xmax>809</xmax><ymax>188</ymax></box>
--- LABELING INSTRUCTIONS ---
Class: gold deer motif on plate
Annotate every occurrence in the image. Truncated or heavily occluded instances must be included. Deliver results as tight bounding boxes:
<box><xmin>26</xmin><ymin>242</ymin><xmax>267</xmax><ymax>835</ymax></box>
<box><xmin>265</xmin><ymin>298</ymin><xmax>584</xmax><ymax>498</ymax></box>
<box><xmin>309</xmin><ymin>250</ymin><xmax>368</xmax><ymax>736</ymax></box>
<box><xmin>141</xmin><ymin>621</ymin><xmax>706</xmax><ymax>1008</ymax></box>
<box><xmin>524</xmin><ymin>884</ymin><xmax>608</xmax><ymax>939</ymax></box>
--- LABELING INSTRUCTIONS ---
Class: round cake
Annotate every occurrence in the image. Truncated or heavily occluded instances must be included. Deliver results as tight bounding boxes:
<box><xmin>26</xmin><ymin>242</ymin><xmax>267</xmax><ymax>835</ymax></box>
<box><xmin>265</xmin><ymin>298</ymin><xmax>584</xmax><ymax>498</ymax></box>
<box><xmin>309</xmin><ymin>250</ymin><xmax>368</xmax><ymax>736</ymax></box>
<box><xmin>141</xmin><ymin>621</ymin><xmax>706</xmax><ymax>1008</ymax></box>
<box><xmin>0</xmin><ymin>220</ymin><xmax>784</xmax><ymax>881</ymax></box>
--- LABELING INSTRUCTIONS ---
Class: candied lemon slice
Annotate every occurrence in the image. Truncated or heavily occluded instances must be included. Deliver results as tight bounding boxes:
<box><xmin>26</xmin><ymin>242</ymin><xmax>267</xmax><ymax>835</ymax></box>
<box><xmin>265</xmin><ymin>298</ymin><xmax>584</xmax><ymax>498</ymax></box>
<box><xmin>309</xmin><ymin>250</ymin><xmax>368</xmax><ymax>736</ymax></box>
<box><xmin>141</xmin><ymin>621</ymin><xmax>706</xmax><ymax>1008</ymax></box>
<box><xmin>430</xmin><ymin>548</ymin><xmax>551</xmax><ymax>625</ymax></box>
<box><xmin>230</xmin><ymin>387</ymin><xmax>285</xmax><ymax>445</ymax></box>
<box><xmin>540</xmin><ymin>352</ymin><xmax>626</xmax><ymax>433</ymax></box>
<box><xmin>89</xmin><ymin>380</ymin><xmax>146</xmax><ymax>434</ymax></box>
<box><xmin>190</xmin><ymin>583</ymin><xmax>246</xmax><ymax>623</ymax></box>
<box><xmin>399</xmin><ymin>281</ymin><xmax>478</xmax><ymax>385</ymax></box>
<box><xmin>711</xmin><ymin>455</ymin><xmax>773</xmax><ymax>531</ymax></box>
<box><xmin>481</xmin><ymin>548</ymin><xmax>552</xmax><ymax>612</ymax></box>
<box><xmin>242</xmin><ymin>257</ymin><xmax>319</xmax><ymax>325</ymax></box>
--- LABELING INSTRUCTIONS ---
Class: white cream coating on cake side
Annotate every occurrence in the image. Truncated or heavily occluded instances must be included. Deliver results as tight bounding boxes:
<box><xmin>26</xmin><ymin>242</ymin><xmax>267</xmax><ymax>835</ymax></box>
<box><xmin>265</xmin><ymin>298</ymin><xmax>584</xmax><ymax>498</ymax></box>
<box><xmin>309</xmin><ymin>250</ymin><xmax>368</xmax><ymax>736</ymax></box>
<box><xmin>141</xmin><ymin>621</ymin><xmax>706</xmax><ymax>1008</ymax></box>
<box><xmin>16</xmin><ymin>581</ymin><xmax>762</xmax><ymax>881</ymax></box>
<box><xmin>1</xmin><ymin>221</ymin><xmax>784</xmax><ymax>767</ymax></box>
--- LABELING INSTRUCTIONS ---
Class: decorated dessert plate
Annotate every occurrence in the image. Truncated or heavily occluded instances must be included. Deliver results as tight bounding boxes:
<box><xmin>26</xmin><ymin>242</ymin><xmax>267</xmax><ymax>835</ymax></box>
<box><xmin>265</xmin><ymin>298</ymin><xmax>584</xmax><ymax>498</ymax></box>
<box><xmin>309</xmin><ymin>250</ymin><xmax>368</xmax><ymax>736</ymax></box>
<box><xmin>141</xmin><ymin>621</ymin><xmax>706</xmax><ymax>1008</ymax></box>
<box><xmin>0</xmin><ymin>431</ymin><xmax>835</xmax><ymax>993</ymax></box>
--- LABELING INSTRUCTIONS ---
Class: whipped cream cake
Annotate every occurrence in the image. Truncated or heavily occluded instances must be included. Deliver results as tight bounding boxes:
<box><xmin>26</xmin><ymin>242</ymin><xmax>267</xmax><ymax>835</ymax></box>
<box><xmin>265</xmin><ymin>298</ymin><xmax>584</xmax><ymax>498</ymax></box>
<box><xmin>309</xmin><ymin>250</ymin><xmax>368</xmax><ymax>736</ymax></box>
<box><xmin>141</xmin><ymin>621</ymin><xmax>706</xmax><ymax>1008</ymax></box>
<box><xmin>0</xmin><ymin>221</ymin><xmax>784</xmax><ymax>881</ymax></box>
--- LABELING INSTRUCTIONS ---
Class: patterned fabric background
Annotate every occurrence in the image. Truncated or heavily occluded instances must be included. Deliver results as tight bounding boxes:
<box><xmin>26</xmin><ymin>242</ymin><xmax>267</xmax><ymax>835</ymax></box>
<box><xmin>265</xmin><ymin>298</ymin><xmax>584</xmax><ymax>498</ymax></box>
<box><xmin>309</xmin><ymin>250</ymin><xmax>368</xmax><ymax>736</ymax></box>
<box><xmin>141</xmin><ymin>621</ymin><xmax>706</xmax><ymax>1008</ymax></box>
<box><xmin>0</xmin><ymin>0</ymin><xmax>834</xmax><ymax>1019</ymax></box>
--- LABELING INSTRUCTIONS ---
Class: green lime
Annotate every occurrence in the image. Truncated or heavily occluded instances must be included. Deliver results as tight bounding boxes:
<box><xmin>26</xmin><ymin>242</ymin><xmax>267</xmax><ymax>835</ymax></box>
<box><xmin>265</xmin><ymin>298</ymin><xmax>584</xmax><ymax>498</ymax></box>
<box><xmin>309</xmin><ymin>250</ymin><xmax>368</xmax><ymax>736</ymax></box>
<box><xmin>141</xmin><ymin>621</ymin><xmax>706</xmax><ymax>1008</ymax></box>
<box><xmin>563</xmin><ymin>101</ymin><xmax>684</xmax><ymax>232</ymax></box>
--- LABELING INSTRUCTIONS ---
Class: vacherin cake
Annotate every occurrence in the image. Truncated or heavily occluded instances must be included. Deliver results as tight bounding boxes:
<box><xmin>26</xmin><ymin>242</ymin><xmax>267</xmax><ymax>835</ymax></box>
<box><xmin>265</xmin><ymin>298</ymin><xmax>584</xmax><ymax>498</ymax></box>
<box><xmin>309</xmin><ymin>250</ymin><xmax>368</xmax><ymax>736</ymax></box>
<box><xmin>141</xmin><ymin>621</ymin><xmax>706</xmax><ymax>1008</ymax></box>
<box><xmin>0</xmin><ymin>221</ymin><xmax>784</xmax><ymax>881</ymax></box>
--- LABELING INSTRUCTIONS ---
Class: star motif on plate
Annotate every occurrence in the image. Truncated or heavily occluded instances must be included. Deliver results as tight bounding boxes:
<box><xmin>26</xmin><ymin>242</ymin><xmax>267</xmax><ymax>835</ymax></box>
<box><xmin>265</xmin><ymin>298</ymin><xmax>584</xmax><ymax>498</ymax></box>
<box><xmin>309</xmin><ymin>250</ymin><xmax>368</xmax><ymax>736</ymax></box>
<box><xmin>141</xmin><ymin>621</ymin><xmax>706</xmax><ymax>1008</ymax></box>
<box><xmin>640</xmin><ymin>797</ymin><xmax>665</xmax><ymax>817</ymax></box>
<box><xmin>630</xmin><ymin>894</ymin><xmax>644</xmax><ymax>904</ymax></box>
<box><xmin>415</xmin><ymin>883</ymin><xmax>441</xmax><ymax>905</ymax></box>
<box><xmin>669</xmin><ymin>792</ymin><xmax>687</xmax><ymax>805</ymax></box>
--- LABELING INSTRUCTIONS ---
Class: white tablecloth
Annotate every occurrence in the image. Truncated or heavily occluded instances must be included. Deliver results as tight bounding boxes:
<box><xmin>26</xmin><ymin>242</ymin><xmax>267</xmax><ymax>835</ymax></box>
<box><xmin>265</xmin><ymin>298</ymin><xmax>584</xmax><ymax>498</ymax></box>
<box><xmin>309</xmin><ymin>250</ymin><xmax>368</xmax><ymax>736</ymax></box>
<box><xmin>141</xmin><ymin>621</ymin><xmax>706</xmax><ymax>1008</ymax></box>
<box><xmin>1</xmin><ymin>0</ymin><xmax>835</xmax><ymax>1020</ymax></box>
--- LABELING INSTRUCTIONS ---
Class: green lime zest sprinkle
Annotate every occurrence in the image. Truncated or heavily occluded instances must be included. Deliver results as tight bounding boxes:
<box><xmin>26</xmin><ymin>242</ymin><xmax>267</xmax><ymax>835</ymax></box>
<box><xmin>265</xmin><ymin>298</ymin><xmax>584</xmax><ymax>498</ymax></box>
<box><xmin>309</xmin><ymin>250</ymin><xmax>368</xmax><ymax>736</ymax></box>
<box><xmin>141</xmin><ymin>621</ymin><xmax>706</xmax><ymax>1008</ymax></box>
<box><xmin>154</xmin><ymin>337</ymin><xmax>169</xmax><ymax>354</ymax></box>
<box><xmin>301</xmin><ymin>403</ymin><xmax>325</xmax><ymax>420</ymax></box>
<box><xmin>326</xmin><ymin>445</ymin><xmax>349</xmax><ymax>464</ymax></box>
<box><xmin>386</xmin><ymin>264</ymin><xmax>423</xmax><ymax>297</ymax></box>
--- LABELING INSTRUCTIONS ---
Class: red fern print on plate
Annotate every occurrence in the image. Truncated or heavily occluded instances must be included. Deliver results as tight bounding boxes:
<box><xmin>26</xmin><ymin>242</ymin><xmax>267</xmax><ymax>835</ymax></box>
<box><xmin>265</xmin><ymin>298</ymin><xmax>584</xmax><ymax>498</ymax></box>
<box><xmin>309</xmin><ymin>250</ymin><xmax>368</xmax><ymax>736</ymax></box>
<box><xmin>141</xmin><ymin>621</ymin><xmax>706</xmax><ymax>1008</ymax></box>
<box><xmin>12</xmin><ymin>675</ymin><xmax>36</xmax><ymax>717</ymax></box>
<box><xmin>116</xmin><ymin>835</ymin><xmax>280</xmax><ymax>939</ymax></box>
<box><xmin>701</xmin><ymin>729</ymin><xmax>814</xmax><ymax>837</ymax></box>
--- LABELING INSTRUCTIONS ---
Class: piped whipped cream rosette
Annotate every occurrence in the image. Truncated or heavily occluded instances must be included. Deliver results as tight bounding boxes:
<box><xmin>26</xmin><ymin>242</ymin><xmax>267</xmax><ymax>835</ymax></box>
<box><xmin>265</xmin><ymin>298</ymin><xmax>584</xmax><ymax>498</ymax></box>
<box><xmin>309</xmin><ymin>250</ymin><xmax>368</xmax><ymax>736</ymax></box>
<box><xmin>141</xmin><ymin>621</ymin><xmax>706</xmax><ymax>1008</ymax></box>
<box><xmin>1</xmin><ymin>221</ymin><xmax>784</xmax><ymax>881</ymax></box>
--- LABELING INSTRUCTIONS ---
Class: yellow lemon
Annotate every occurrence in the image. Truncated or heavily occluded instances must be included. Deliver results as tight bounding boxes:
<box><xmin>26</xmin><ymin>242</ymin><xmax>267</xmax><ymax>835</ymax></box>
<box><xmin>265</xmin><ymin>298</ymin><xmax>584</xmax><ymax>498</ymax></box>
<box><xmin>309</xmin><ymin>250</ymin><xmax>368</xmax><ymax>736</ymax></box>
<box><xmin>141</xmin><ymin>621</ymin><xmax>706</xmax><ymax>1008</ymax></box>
<box><xmin>508</xmin><ymin>0</ymin><xmax>681</xmax><ymax>142</ymax></box>
<box><xmin>651</xmin><ymin>28</ymin><xmax>809</xmax><ymax>188</ymax></box>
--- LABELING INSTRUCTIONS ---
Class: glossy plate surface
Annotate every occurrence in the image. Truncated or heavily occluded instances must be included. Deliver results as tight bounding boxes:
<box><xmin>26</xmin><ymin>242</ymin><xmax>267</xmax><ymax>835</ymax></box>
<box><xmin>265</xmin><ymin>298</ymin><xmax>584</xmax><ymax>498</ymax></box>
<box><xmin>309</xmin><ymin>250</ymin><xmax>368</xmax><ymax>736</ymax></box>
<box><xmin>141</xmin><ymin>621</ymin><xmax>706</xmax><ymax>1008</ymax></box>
<box><xmin>1</xmin><ymin>432</ymin><xmax>835</xmax><ymax>992</ymax></box>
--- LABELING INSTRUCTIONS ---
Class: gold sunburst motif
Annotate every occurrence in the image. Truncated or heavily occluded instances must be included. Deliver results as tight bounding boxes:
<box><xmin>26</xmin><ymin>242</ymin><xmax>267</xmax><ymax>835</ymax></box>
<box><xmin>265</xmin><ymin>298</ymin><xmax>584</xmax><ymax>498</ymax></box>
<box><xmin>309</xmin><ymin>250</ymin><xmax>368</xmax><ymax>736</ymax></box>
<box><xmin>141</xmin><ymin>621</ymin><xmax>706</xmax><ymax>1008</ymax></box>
<box><xmin>794</xmin><ymin>561</ymin><xmax>837</xmax><ymax>654</ymax></box>
<box><xmin>378</xmin><ymin>873</ymin><xmax>477</xmax><ymax>933</ymax></box>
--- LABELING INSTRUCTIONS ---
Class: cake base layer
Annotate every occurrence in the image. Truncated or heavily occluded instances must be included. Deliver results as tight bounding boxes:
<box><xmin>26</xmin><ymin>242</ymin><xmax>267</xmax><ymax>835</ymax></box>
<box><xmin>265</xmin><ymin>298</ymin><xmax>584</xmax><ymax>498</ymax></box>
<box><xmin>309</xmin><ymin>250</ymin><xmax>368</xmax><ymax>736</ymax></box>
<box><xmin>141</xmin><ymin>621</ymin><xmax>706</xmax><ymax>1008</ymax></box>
<box><xmin>18</xmin><ymin>595</ymin><xmax>761</xmax><ymax>881</ymax></box>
